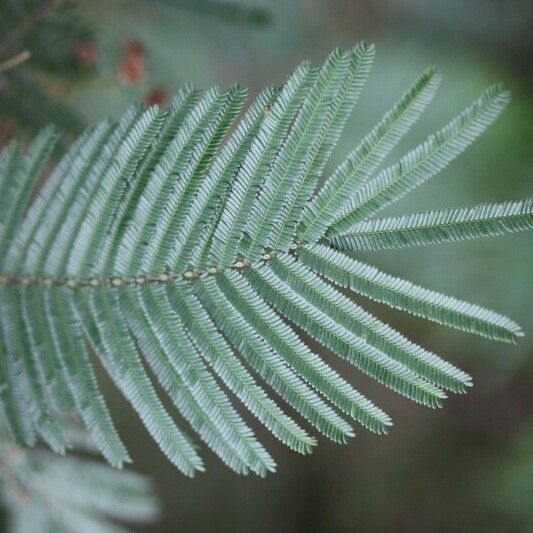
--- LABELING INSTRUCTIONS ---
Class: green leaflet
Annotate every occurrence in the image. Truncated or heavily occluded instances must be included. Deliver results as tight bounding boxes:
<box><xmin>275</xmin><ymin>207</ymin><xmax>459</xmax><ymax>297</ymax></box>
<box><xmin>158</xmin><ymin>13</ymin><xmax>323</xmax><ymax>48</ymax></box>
<box><xmin>44</xmin><ymin>288</ymin><xmax>130</xmax><ymax>467</ymax></box>
<box><xmin>208</xmin><ymin>62</ymin><xmax>314</xmax><ymax>267</ymax></box>
<box><xmin>205</xmin><ymin>272</ymin><xmax>357</xmax><ymax>442</ymax></box>
<box><xmin>78</xmin><ymin>288</ymin><xmax>204</xmax><ymax>476</ymax></box>
<box><xmin>193</xmin><ymin>88</ymin><xmax>278</xmax><ymax>268</ymax></box>
<box><xmin>299</xmin><ymin>68</ymin><xmax>440</xmax><ymax>242</ymax></box>
<box><xmin>167</xmin><ymin>282</ymin><xmax>277</xmax><ymax>475</ymax></box>
<box><xmin>20</xmin><ymin>286</ymin><xmax>74</xmax><ymax>414</ymax></box>
<box><xmin>0</xmin><ymin>321</ymin><xmax>27</xmax><ymax>443</ymax></box>
<box><xmin>143</xmin><ymin>86</ymin><xmax>247</xmax><ymax>274</ymax></box>
<box><xmin>249</xmin><ymin>261</ymin><xmax>446</xmax><ymax>410</ymax></box>
<box><xmin>10</xmin><ymin>124</ymin><xmax>116</xmax><ymax>275</ymax></box>
<box><xmin>240</xmin><ymin>267</ymin><xmax>395</xmax><ymax>430</ymax></box>
<box><xmin>122</xmin><ymin>284</ymin><xmax>271</xmax><ymax>476</ymax></box>
<box><xmin>330</xmin><ymin>198</ymin><xmax>533</xmax><ymax>251</ymax></box>
<box><xmin>39</xmin><ymin>107</ymin><xmax>149</xmax><ymax>276</ymax></box>
<box><xmin>300</xmin><ymin>244</ymin><xmax>523</xmax><ymax>343</ymax></box>
<box><xmin>0</xmin><ymin>142</ymin><xmax>21</xmax><ymax>223</ymax></box>
<box><xmin>0</xmin><ymin>285</ymin><xmax>67</xmax><ymax>453</ymax></box>
<box><xmin>243</xmin><ymin>43</ymin><xmax>375</xmax><ymax>260</ymax></box>
<box><xmin>0</xmin><ymin>286</ymin><xmax>38</xmax><ymax>446</ymax></box>
<box><xmin>105</xmin><ymin>85</ymin><xmax>201</xmax><ymax>271</ymax></box>
<box><xmin>328</xmin><ymin>84</ymin><xmax>510</xmax><ymax>235</ymax></box>
<box><xmin>192</xmin><ymin>279</ymin><xmax>320</xmax><ymax>453</ymax></box>
<box><xmin>0</xmin><ymin>44</ymin><xmax>530</xmax><ymax>476</ymax></box>
<box><xmin>177</xmin><ymin>87</ymin><xmax>278</xmax><ymax>271</ymax></box>
<box><xmin>113</xmin><ymin>87</ymin><xmax>236</xmax><ymax>275</ymax></box>
<box><xmin>70</xmin><ymin>108</ymin><xmax>164</xmax><ymax>277</ymax></box>
<box><xmin>0</xmin><ymin>128</ymin><xmax>57</xmax><ymax>270</ymax></box>
<box><xmin>274</xmin><ymin>254</ymin><xmax>472</xmax><ymax>393</ymax></box>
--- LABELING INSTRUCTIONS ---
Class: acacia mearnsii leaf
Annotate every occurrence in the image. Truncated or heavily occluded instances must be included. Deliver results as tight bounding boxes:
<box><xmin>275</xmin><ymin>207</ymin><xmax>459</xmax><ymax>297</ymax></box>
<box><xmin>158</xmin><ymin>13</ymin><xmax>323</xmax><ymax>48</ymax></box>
<box><xmin>121</xmin><ymin>284</ymin><xmax>273</xmax><ymax>476</ymax></box>
<box><xmin>7</xmin><ymin>124</ymin><xmax>115</xmax><ymax>275</ymax></box>
<box><xmin>0</xmin><ymin>323</ymin><xmax>27</xmax><ymax>443</ymax></box>
<box><xmin>249</xmin><ymin>260</ymin><xmax>447</xmax><ymax>410</ymax></box>
<box><xmin>273</xmin><ymin>253</ymin><xmax>472</xmax><ymax>393</ymax></box>
<box><xmin>135</xmin><ymin>85</ymin><xmax>199</xmax><ymax>182</ymax></box>
<box><xmin>136</xmin><ymin>86</ymin><xmax>247</xmax><ymax>275</ymax></box>
<box><xmin>197</xmin><ymin>274</ymin><xmax>346</xmax><ymax>448</ymax></box>
<box><xmin>0</xmin><ymin>127</ymin><xmax>57</xmax><ymax>269</ymax></box>
<box><xmin>77</xmin><ymin>288</ymin><xmax>204</xmax><ymax>476</ymax></box>
<box><xmin>34</xmin><ymin>107</ymin><xmax>150</xmax><ymax>277</ymax></box>
<box><xmin>228</xmin><ymin>268</ymin><xmax>394</xmax><ymax>432</ymax></box>
<box><xmin>20</xmin><ymin>285</ymin><xmax>75</xmax><ymax>415</ymax></box>
<box><xmin>174</xmin><ymin>87</ymin><xmax>279</xmax><ymax>272</ymax></box>
<box><xmin>0</xmin><ymin>44</ymin><xmax>530</xmax><ymax>476</ymax></box>
<box><xmin>7</xmin><ymin>287</ymin><xmax>69</xmax><ymax>453</ymax></box>
<box><xmin>67</xmin><ymin>107</ymin><xmax>164</xmax><ymax>277</ymax></box>
<box><xmin>1</xmin><ymin>124</ymin><xmax>131</xmax><ymax>464</ymax></box>
<box><xmin>104</xmin><ymin>86</ymin><xmax>201</xmax><ymax>268</ymax></box>
<box><xmin>274</xmin><ymin>42</ymin><xmax>376</xmax><ymax>251</ymax></box>
<box><xmin>213</xmin><ymin>270</ymin><xmax>360</xmax><ymax>440</ymax></box>
<box><xmin>0</xmin><ymin>286</ymin><xmax>37</xmax><ymax>445</ymax></box>
<box><xmin>0</xmin><ymin>141</ymin><xmax>22</xmax><ymax>222</ymax></box>
<box><xmin>112</xmin><ymin>87</ymin><xmax>239</xmax><ymax>276</ymax></box>
<box><xmin>44</xmin><ymin>288</ymin><xmax>130</xmax><ymax>467</ymax></box>
<box><xmin>0</xmin><ymin>285</ymin><xmax>67</xmax><ymax>452</ymax></box>
<box><xmin>10</xmin><ymin>128</ymin><xmax>116</xmax><ymax>411</ymax></box>
<box><xmin>330</xmin><ymin>198</ymin><xmax>533</xmax><ymax>251</ymax></box>
<box><xmin>176</xmin><ymin>278</ymin><xmax>318</xmax><ymax>454</ymax></box>
<box><xmin>167</xmin><ymin>283</ymin><xmax>286</xmax><ymax>475</ymax></box>
<box><xmin>147</xmin><ymin>283</ymin><xmax>275</xmax><ymax>477</ymax></box>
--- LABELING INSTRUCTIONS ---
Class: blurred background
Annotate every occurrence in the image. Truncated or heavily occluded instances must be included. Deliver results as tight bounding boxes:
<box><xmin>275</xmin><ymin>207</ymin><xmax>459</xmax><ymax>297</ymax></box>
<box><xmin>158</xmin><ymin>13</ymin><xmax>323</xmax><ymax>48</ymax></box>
<box><xmin>1</xmin><ymin>0</ymin><xmax>532</xmax><ymax>531</ymax></box>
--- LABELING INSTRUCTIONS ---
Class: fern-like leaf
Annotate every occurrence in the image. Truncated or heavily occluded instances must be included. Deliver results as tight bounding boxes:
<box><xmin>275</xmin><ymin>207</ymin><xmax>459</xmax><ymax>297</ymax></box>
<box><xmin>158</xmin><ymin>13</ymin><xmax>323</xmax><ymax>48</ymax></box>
<box><xmin>243</xmin><ymin>44</ymin><xmax>375</xmax><ymax>259</ymax></box>
<box><xmin>0</xmin><ymin>45</ymin><xmax>531</xmax><ymax>476</ymax></box>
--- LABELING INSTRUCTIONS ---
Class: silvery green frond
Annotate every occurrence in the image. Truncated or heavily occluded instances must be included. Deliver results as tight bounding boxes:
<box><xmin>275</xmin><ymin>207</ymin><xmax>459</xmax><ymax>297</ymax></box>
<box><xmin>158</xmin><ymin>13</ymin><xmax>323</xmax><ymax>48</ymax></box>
<box><xmin>299</xmin><ymin>244</ymin><xmax>524</xmax><ymax>344</ymax></box>
<box><xmin>0</xmin><ymin>44</ymin><xmax>531</xmax><ymax>477</ymax></box>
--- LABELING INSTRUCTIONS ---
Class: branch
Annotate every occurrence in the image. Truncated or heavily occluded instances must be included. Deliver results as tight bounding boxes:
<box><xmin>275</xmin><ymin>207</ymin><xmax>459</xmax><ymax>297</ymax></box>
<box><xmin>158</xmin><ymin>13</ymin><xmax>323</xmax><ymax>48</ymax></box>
<box><xmin>0</xmin><ymin>50</ymin><xmax>31</xmax><ymax>75</ymax></box>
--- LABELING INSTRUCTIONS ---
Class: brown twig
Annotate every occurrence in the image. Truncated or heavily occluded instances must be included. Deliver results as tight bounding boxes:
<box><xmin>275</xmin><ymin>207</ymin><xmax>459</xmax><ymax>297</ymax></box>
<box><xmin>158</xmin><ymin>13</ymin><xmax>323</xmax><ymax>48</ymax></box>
<box><xmin>0</xmin><ymin>50</ymin><xmax>31</xmax><ymax>74</ymax></box>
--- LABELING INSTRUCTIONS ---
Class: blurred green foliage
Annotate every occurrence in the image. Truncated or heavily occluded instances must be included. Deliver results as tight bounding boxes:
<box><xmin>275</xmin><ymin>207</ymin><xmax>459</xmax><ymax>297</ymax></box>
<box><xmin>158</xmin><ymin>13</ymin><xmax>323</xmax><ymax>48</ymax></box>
<box><xmin>0</xmin><ymin>0</ymin><xmax>272</xmax><ymax>143</ymax></box>
<box><xmin>0</xmin><ymin>419</ymin><xmax>158</xmax><ymax>532</ymax></box>
<box><xmin>0</xmin><ymin>0</ymin><xmax>93</xmax><ymax>142</ymax></box>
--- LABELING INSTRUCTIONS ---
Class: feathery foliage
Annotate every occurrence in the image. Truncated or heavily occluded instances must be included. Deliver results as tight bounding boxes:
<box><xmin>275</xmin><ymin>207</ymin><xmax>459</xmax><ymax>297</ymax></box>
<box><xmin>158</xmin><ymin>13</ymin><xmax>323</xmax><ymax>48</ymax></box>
<box><xmin>0</xmin><ymin>420</ymin><xmax>158</xmax><ymax>533</ymax></box>
<box><xmin>0</xmin><ymin>44</ymin><xmax>531</xmax><ymax>476</ymax></box>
